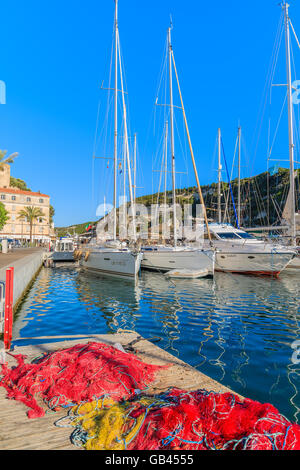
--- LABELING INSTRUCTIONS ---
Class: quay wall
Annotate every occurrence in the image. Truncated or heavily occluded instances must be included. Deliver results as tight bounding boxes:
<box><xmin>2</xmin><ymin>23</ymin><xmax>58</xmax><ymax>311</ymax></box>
<box><xmin>0</xmin><ymin>251</ymin><xmax>44</xmax><ymax>311</ymax></box>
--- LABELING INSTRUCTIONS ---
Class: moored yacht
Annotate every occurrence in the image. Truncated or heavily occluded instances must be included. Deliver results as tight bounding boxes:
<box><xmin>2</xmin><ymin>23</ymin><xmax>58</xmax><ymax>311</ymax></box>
<box><xmin>52</xmin><ymin>238</ymin><xmax>75</xmax><ymax>263</ymax></box>
<box><xmin>204</xmin><ymin>223</ymin><xmax>296</xmax><ymax>277</ymax></box>
<box><xmin>79</xmin><ymin>0</ymin><xmax>143</xmax><ymax>280</ymax></box>
<box><xmin>80</xmin><ymin>240</ymin><xmax>143</xmax><ymax>280</ymax></box>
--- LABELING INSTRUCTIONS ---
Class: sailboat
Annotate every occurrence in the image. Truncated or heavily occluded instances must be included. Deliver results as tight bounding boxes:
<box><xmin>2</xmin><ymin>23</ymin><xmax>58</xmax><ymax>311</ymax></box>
<box><xmin>268</xmin><ymin>1</ymin><xmax>300</xmax><ymax>273</ymax></box>
<box><xmin>80</xmin><ymin>0</ymin><xmax>143</xmax><ymax>280</ymax></box>
<box><xmin>141</xmin><ymin>26</ymin><xmax>215</xmax><ymax>276</ymax></box>
<box><xmin>202</xmin><ymin>126</ymin><xmax>296</xmax><ymax>277</ymax></box>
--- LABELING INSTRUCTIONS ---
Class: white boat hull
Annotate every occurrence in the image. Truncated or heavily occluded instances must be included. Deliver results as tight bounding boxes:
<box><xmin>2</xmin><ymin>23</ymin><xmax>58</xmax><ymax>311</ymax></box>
<box><xmin>80</xmin><ymin>249</ymin><xmax>143</xmax><ymax>279</ymax></box>
<box><xmin>215</xmin><ymin>251</ymin><xmax>295</xmax><ymax>276</ymax></box>
<box><xmin>52</xmin><ymin>252</ymin><xmax>75</xmax><ymax>262</ymax></box>
<box><xmin>141</xmin><ymin>248</ymin><xmax>214</xmax><ymax>275</ymax></box>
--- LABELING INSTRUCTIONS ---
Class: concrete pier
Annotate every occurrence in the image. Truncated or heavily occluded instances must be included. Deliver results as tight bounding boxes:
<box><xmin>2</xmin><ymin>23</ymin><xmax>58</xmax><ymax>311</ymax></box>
<box><xmin>0</xmin><ymin>332</ymin><xmax>241</xmax><ymax>450</ymax></box>
<box><xmin>0</xmin><ymin>248</ymin><xmax>45</xmax><ymax>313</ymax></box>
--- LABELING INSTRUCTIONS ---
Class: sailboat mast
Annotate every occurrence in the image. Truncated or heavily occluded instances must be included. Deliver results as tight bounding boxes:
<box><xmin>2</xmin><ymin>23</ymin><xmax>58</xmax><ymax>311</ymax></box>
<box><xmin>168</xmin><ymin>27</ymin><xmax>177</xmax><ymax>248</ymax></box>
<box><xmin>283</xmin><ymin>1</ymin><xmax>296</xmax><ymax>243</ymax></box>
<box><xmin>218</xmin><ymin>128</ymin><xmax>222</xmax><ymax>223</ymax></box>
<box><xmin>164</xmin><ymin>121</ymin><xmax>169</xmax><ymax>207</ymax></box>
<box><xmin>238</xmin><ymin>126</ymin><xmax>241</xmax><ymax>227</ymax></box>
<box><xmin>134</xmin><ymin>133</ymin><xmax>137</xmax><ymax>202</ymax></box>
<box><xmin>113</xmin><ymin>0</ymin><xmax>118</xmax><ymax>241</ymax></box>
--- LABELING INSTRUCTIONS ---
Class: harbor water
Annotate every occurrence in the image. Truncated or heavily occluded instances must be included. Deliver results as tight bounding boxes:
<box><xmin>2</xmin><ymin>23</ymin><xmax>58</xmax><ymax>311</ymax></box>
<box><xmin>12</xmin><ymin>266</ymin><xmax>300</xmax><ymax>424</ymax></box>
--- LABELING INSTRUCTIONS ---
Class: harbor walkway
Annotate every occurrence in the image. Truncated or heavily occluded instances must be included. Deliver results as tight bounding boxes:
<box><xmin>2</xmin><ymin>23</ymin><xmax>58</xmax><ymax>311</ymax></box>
<box><xmin>0</xmin><ymin>247</ymin><xmax>45</xmax><ymax>269</ymax></box>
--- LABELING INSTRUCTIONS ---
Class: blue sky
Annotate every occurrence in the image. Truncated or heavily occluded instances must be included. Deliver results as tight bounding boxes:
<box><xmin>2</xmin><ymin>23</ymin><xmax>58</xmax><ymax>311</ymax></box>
<box><xmin>1</xmin><ymin>0</ymin><xmax>300</xmax><ymax>227</ymax></box>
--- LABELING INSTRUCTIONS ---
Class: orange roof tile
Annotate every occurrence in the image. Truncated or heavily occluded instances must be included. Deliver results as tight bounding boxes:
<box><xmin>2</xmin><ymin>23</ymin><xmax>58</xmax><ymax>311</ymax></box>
<box><xmin>0</xmin><ymin>187</ymin><xmax>50</xmax><ymax>198</ymax></box>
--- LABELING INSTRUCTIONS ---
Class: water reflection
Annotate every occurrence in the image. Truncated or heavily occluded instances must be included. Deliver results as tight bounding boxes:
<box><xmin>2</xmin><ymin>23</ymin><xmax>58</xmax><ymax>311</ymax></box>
<box><xmin>75</xmin><ymin>271</ymin><xmax>141</xmax><ymax>333</ymax></box>
<box><xmin>13</xmin><ymin>267</ymin><xmax>300</xmax><ymax>423</ymax></box>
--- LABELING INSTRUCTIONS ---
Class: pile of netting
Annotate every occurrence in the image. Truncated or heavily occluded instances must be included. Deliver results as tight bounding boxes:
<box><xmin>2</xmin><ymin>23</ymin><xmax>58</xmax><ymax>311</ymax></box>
<box><xmin>56</xmin><ymin>388</ymin><xmax>300</xmax><ymax>451</ymax></box>
<box><xmin>0</xmin><ymin>342</ymin><xmax>165</xmax><ymax>419</ymax></box>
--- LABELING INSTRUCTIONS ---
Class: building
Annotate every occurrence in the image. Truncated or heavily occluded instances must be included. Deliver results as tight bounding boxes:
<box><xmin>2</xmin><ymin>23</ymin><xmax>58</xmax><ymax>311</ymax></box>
<box><xmin>0</xmin><ymin>164</ymin><xmax>54</xmax><ymax>242</ymax></box>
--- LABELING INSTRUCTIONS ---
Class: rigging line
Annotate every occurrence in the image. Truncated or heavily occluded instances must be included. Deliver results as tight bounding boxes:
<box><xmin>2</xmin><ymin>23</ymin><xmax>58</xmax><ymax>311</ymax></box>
<box><xmin>268</xmin><ymin>92</ymin><xmax>288</xmax><ymax>159</ymax></box>
<box><xmin>221</xmin><ymin>138</ymin><xmax>239</xmax><ymax>228</ymax></box>
<box><xmin>223</xmin><ymin>134</ymin><xmax>238</xmax><ymax>224</ymax></box>
<box><xmin>250</xmin><ymin>12</ymin><xmax>284</xmax><ymax>174</ymax></box>
<box><xmin>289</xmin><ymin>19</ymin><xmax>300</xmax><ymax>51</ymax></box>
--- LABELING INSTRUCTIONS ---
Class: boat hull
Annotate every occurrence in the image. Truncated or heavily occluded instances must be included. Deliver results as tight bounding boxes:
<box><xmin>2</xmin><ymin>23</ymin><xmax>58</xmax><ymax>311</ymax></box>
<box><xmin>215</xmin><ymin>251</ymin><xmax>295</xmax><ymax>277</ymax></box>
<box><xmin>141</xmin><ymin>249</ymin><xmax>215</xmax><ymax>275</ymax></box>
<box><xmin>80</xmin><ymin>249</ymin><xmax>143</xmax><ymax>280</ymax></box>
<box><xmin>52</xmin><ymin>252</ymin><xmax>75</xmax><ymax>262</ymax></box>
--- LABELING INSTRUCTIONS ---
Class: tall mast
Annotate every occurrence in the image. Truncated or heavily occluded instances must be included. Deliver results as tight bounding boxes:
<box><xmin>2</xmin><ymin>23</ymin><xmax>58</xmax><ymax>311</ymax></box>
<box><xmin>171</xmin><ymin>38</ymin><xmax>212</xmax><ymax>242</ymax></box>
<box><xmin>218</xmin><ymin>128</ymin><xmax>222</xmax><ymax>223</ymax></box>
<box><xmin>113</xmin><ymin>0</ymin><xmax>118</xmax><ymax>240</ymax></box>
<box><xmin>168</xmin><ymin>27</ymin><xmax>177</xmax><ymax>248</ymax></box>
<box><xmin>164</xmin><ymin>121</ymin><xmax>169</xmax><ymax>207</ymax></box>
<box><xmin>133</xmin><ymin>133</ymin><xmax>137</xmax><ymax>202</ymax></box>
<box><xmin>238</xmin><ymin>126</ymin><xmax>241</xmax><ymax>227</ymax></box>
<box><xmin>283</xmin><ymin>1</ymin><xmax>296</xmax><ymax>243</ymax></box>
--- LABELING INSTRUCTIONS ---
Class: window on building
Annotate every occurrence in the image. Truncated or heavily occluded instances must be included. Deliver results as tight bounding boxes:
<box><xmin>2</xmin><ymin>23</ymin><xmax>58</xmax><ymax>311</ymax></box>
<box><xmin>39</xmin><ymin>198</ymin><xmax>44</xmax><ymax>203</ymax></box>
<box><xmin>11</xmin><ymin>215</ymin><xmax>15</xmax><ymax>221</ymax></box>
<box><xmin>11</xmin><ymin>205</ymin><xmax>16</xmax><ymax>211</ymax></box>
<box><xmin>1</xmin><ymin>195</ymin><xmax>5</xmax><ymax>200</ymax></box>
<box><xmin>11</xmin><ymin>196</ymin><xmax>16</xmax><ymax>201</ymax></box>
<box><xmin>26</xmin><ymin>197</ymin><xmax>31</xmax><ymax>202</ymax></box>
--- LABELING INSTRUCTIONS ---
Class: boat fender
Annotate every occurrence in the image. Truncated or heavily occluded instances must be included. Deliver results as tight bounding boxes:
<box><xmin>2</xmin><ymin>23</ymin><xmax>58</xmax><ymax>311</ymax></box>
<box><xmin>84</xmin><ymin>251</ymin><xmax>90</xmax><ymax>261</ymax></box>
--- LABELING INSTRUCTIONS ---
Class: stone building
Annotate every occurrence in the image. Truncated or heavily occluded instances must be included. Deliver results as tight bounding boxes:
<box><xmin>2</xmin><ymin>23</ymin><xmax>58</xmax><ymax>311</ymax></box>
<box><xmin>0</xmin><ymin>164</ymin><xmax>53</xmax><ymax>242</ymax></box>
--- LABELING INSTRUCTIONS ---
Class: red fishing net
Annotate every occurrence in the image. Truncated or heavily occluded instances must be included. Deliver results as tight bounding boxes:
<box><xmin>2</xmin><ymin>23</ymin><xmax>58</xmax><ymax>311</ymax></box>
<box><xmin>94</xmin><ymin>388</ymin><xmax>300</xmax><ymax>451</ymax></box>
<box><xmin>134</xmin><ymin>388</ymin><xmax>300</xmax><ymax>450</ymax></box>
<box><xmin>0</xmin><ymin>342</ymin><xmax>165</xmax><ymax>419</ymax></box>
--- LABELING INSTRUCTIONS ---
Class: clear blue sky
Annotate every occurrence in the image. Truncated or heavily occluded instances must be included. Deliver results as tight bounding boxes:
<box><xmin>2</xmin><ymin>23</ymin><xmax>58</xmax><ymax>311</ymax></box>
<box><xmin>1</xmin><ymin>0</ymin><xmax>299</xmax><ymax>227</ymax></box>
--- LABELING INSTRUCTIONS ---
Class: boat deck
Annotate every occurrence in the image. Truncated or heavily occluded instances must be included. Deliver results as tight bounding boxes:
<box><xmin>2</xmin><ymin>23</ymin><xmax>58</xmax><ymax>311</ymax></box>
<box><xmin>0</xmin><ymin>331</ymin><xmax>239</xmax><ymax>450</ymax></box>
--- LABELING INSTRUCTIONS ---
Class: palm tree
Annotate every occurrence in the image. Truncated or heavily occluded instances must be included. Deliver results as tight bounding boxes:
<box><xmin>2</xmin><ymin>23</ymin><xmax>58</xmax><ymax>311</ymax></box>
<box><xmin>0</xmin><ymin>150</ymin><xmax>18</xmax><ymax>170</ymax></box>
<box><xmin>18</xmin><ymin>206</ymin><xmax>45</xmax><ymax>243</ymax></box>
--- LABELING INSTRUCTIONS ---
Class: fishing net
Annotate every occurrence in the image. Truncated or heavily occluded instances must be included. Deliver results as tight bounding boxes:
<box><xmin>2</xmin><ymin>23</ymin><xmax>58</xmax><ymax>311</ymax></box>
<box><xmin>0</xmin><ymin>342</ymin><xmax>165</xmax><ymax>419</ymax></box>
<box><xmin>57</xmin><ymin>388</ymin><xmax>300</xmax><ymax>451</ymax></box>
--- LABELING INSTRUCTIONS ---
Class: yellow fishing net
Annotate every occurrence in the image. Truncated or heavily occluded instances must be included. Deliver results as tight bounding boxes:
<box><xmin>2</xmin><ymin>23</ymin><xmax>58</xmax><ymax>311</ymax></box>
<box><xmin>70</xmin><ymin>396</ymin><xmax>155</xmax><ymax>450</ymax></box>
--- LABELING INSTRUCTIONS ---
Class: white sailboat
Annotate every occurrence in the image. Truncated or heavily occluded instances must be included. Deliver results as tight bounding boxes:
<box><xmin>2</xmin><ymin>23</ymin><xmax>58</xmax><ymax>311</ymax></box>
<box><xmin>80</xmin><ymin>0</ymin><xmax>143</xmax><ymax>280</ymax></box>
<box><xmin>141</xmin><ymin>26</ymin><xmax>215</xmax><ymax>276</ymax></box>
<box><xmin>270</xmin><ymin>2</ymin><xmax>300</xmax><ymax>272</ymax></box>
<box><xmin>205</xmin><ymin>125</ymin><xmax>296</xmax><ymax>277</ymax></box>
<box><xmin>204</xmin><ymin>223</ymin><xmax>296</xmax><ymax>277</ymax></box>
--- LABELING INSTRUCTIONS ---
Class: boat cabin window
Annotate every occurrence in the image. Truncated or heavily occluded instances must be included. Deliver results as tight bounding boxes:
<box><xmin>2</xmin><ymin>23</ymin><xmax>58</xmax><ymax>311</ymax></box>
<box><xmin>236</xmin><ymin>232</ymin><xmax>256</xmax><ymax>240</ymax></box>
<box><xmin>216</xmin><ymin>232</ymin><xmax>241</xmax><ymax>240</ymax></box>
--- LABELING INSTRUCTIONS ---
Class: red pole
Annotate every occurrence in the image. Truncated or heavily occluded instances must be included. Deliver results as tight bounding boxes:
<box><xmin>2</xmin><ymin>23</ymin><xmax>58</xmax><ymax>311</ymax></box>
<box><xmin>4</xmin><ymin>267</ymin><xmax>14</xmax><ymax>351</ymax></box>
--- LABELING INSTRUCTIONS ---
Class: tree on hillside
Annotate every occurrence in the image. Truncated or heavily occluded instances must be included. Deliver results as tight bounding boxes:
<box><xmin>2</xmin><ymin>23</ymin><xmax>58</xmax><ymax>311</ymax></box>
<box><xmin>10</xmin><ymin>177</ymin><xmax>31</xmax><ymax>191</ymax></box>
<box><xmin>0</xmin><ymin>202</ymin><xmax>9</xmax><ymax>231</ymax></box>
<box><xmin>49</xmin><ymin>205</ymin><xmax>55</xmax><ymax>224</ymax></box>
<box><xmin>17</xmin><ymin>206</ymin><xmax>45</xmax><ymax>243</ymax></box>
<box><xmin>0</xmin><ymin>150</ymin><xmax>18</xmax><ymax>170</ymax></box>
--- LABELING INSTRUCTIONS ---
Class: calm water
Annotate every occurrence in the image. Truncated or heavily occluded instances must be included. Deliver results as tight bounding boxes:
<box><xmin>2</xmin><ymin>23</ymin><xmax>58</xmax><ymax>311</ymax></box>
<box><xmin>12</xmin><ymin>266</ymin><xmax>300</xmax><ymax>423</ymax></box>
